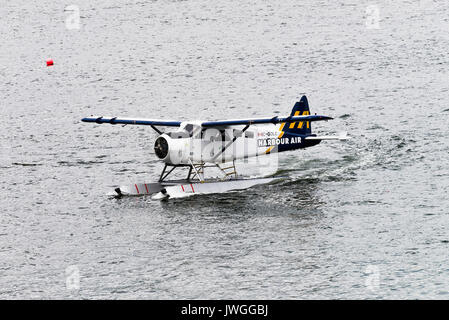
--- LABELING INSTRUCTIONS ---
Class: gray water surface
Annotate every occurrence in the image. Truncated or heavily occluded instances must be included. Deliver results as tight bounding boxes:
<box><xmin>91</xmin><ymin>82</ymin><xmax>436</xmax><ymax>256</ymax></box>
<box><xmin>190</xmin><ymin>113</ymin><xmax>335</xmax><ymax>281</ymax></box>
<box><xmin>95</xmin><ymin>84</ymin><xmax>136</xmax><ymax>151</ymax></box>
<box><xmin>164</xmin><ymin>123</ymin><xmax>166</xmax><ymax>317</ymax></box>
<box><xmin>1</xmin><ymin>0</ymin><xmax>448</xmax><ymax>299</ymax></box>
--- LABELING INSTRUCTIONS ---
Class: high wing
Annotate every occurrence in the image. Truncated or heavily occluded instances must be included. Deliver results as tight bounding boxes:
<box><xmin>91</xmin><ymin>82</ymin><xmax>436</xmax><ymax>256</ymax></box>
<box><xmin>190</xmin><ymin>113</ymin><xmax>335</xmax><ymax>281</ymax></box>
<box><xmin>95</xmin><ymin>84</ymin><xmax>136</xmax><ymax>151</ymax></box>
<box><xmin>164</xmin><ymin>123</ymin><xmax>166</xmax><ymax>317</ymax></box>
<box><xmin>81</xmin><ymin>114</ymin><xmax>332</xmax><ymax>127</ymax></box>
<box><xmin>81</xmin><ymin>116</ymin><xmax>182</xmax><ymax>127</ymax></box>
<box><xmin>201</xmin><ymin>115</ymin><xmax>332</xmax><ymax>127</ymax></box>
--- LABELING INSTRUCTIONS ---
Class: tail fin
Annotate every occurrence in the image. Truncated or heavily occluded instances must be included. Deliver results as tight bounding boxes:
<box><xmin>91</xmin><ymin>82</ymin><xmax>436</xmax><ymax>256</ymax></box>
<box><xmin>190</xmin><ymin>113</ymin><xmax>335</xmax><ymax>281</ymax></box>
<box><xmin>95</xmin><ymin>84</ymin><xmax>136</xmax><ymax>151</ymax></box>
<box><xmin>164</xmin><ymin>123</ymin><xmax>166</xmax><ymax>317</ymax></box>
<box><xmin>283</xmin><ymin>95</ymin><xmax>311</xmax><ymax>135</ymax></box>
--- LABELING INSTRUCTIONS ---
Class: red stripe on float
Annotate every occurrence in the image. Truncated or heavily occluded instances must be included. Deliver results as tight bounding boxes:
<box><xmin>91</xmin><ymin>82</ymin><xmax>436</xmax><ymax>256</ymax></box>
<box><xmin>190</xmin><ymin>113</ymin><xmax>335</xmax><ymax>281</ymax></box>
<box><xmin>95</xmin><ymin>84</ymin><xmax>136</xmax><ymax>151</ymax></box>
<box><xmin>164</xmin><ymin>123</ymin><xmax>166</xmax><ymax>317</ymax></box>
<box><xmin>144</xmin><ymin>184</ymin><xmax>149</xmax><ymax>193</ymax></box>
<box><xmin>181</xmin><ymin>185</ymin><xmax>185</xmax><ymax>192</ymax></box>
<box><xmin>135</xmin><ymin>184</ymin><xmax>140</xmax><ymax>194</ymax></box>
<box><xmin>190</xmin><ymin>184</ymin><xmax>195</xmax><ymax>193</ymax></box>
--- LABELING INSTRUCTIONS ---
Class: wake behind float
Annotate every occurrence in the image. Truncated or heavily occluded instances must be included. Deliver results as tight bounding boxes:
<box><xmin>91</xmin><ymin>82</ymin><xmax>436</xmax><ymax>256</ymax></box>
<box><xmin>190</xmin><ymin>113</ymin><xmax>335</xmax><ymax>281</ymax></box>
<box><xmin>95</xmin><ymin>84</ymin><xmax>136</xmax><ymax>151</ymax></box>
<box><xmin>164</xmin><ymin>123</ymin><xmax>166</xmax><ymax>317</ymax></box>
<box><xmin>83</xmin><ymin>95</ymin><xmax>348</xmax><ymax>200</ymax></box>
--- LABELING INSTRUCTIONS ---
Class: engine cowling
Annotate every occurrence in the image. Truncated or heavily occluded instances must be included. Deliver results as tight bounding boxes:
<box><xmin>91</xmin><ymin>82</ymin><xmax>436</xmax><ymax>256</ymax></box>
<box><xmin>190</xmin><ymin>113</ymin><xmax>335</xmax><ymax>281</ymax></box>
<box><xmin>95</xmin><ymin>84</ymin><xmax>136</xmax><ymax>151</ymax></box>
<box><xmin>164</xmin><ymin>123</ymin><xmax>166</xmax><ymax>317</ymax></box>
<box><xmin>154</xmin><ymin>134</ymin><xmax>190</xmax><ymax>164</ymax></box>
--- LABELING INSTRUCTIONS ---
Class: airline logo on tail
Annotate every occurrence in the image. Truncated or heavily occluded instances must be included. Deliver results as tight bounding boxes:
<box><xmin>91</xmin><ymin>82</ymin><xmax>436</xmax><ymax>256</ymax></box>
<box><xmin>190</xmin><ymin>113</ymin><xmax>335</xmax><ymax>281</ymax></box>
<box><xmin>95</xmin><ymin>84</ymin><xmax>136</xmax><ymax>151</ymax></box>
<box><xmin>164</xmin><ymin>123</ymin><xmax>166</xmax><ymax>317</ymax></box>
<box><xmin>287</xmin><ymin>110</ymin><xmax>310</xmax><ymax>129</ymax></box>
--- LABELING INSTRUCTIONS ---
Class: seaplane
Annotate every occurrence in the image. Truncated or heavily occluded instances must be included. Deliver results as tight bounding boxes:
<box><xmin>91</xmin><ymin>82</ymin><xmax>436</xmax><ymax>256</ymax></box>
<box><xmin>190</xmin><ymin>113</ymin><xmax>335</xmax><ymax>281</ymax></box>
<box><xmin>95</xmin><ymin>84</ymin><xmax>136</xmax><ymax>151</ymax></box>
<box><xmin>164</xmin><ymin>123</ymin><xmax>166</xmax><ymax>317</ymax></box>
<box><xmin>81</xmin><ymin>96</ymin><xmax>348</xmax><ymax>200</ymax></box>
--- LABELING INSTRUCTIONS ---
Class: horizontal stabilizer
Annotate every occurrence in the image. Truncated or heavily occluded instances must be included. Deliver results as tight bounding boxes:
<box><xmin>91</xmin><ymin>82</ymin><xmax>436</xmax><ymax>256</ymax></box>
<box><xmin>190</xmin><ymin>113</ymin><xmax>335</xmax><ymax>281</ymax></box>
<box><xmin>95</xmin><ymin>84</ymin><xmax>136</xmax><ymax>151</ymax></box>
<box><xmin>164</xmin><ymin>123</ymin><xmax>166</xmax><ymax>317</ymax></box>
<box><xmin>305</xmin><ymin>132</ymin><xmax>349</xmax><ymax>141</ymax></box>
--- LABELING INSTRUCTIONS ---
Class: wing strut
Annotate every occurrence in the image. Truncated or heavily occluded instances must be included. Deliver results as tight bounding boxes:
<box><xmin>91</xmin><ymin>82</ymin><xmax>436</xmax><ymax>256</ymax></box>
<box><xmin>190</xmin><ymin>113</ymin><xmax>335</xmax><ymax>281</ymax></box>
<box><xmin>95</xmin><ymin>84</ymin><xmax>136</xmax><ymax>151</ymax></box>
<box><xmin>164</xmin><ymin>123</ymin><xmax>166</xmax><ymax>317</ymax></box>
<box><xmin>151</xmin><ymin>125</ymin><xmax>163</xmax><ymax>135</ymax></box>
<box><xmin>211</xmin><ymin>124</ymin><xmax>250</xmax><ymax>162</ymax></box>
<box><xmin>159</xmin><ymin>164</ymin><xmax>177</xmax><ymax>182</ymax></box>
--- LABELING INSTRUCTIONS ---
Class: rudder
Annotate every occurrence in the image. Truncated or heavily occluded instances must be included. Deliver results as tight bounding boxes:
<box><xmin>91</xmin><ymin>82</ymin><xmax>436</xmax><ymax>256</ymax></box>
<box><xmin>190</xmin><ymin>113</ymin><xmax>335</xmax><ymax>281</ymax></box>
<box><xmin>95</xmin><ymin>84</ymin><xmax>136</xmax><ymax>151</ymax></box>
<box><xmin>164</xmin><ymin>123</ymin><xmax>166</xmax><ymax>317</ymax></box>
<box><xmin>284</xmin><ymin>95</ymin><xmax>311</xmax><ymax>135</ymax></box>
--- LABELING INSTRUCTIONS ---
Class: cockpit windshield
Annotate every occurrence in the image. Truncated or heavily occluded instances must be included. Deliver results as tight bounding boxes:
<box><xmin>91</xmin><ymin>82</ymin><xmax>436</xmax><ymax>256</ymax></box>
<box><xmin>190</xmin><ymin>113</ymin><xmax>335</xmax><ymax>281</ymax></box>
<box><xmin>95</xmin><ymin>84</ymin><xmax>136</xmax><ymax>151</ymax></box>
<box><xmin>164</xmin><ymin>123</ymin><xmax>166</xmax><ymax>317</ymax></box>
<box><xmin>165</xmin><ymin>123</ymin><xmax>202</xmax><ymax>139</ymax></box>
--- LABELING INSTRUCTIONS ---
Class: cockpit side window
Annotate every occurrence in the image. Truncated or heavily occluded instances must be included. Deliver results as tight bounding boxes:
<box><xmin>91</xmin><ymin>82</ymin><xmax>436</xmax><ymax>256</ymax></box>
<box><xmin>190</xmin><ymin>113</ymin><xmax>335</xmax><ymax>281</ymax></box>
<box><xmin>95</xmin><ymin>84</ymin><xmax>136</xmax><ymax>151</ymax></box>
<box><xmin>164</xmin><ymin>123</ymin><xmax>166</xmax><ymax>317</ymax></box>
<box><xmin>184</xmin><ymin>124</ymin><xmax>194</xmax><ymax>134</ymax></box>
<box><xmin>166</xmin><ymin>131</ymin><xmax>189</xmax><ymax>139</ymax></box>
<box><xmin>168</xmin><ymin>123</ymin><xmax>202</xmax><ymax>139</ymax></box>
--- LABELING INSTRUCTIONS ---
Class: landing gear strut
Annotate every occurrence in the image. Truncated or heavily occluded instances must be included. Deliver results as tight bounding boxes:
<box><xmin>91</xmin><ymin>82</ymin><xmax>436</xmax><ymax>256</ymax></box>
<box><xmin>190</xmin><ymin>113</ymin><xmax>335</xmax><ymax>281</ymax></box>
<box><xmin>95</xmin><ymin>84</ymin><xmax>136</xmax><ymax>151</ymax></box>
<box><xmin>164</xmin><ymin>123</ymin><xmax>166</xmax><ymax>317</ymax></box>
<box><xmin>158</xmin><ymin>161</ymin><xmax>238</xmax><ymax>183</ymax></box>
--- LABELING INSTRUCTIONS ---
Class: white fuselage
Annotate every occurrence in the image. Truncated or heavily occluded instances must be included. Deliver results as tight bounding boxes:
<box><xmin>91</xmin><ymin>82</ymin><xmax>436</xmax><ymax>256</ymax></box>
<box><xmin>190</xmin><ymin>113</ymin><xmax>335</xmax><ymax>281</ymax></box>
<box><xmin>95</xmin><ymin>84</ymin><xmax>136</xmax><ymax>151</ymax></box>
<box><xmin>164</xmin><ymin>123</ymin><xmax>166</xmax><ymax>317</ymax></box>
<box><xmin>154</xmin><ymin>122</ymin><xmax>300</xmax><ymax>165</ymax></box>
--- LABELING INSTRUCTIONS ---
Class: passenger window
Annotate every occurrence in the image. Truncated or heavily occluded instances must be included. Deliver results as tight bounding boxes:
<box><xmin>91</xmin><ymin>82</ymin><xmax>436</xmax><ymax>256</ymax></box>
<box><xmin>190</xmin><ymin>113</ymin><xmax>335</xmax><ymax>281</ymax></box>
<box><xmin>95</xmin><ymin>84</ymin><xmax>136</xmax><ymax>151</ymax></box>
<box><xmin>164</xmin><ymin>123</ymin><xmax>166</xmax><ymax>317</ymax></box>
<box><xmin>245</xmin><ymin>131</ymin><xmax>254</xmax><ymax>138</ymax></box>
<box><xmin>233</xmin><ymin>129</ymin><xmax>243</xmax><ymax>138</ymax></box>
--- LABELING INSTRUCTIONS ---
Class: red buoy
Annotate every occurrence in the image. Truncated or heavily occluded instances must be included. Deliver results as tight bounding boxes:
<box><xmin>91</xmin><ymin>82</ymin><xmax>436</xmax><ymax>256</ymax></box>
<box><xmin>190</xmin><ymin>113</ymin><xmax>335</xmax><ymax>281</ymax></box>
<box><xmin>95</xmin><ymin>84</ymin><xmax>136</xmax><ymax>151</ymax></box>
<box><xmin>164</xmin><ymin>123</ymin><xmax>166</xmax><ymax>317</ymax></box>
<box><xmin>46</xmin><ymin>59</ymin><xmax>54</xmax><ymax>66</ymax></box>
